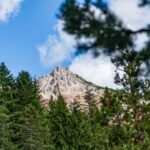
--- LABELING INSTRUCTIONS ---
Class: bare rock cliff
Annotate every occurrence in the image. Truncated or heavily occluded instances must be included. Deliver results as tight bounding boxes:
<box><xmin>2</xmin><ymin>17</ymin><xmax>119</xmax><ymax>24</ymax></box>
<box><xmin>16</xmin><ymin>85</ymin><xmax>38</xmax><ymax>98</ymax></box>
<box><xmin>38</xmin><ymin>67</ymin><xmax>104</xmax><ymax>107</ymax></box>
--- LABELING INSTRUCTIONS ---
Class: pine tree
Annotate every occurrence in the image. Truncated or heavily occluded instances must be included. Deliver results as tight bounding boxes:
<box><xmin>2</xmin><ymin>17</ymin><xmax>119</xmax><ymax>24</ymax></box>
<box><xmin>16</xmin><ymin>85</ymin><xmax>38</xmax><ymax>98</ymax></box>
<box><xmin>100</xmin><ymin>49</ymin><xmax>150</xmax><ymax>147</ymax></box>
<box><xmin>0</xmin><ymin>62</ymin><xmax>14</xmax><ymax>88</ymax></box>
<box><xmin>12</xmin><ymin>71</ymin><xmax>52</xmax><ymax>149</ymax></box>
<box><xmin>48</xmin><ymin>96</ymin><xmax>72</xmax><ymax>149</ymax></box>
<box><xmin>112</xmin><ymin>49</ymin><xmax>150</xmax><ymax>143</ymax></box>
<box><xmin>49</xmin><ymin>96</ymin><xmax>93</xmax><ymax>149</ymax></box>
<box><xmin>0</xmin><ymin>97</ymin><xmax>16</xmax><ymax>150</ymax></box>
<box><xmin>69</xmin><ymin>100</ymin><xmax>94</xmax><ymax>149</ymax></box>
<box><xmin>84</xmin><ymin>87</ymin><xmax>98</xmax><ymax>118</ymax></box>
<box><xmin>18</xmin><ymin>104</ymin><xmax>53</xmax><ymax>150</ymax></box>
<box><xmin>16</xmin><ymin>71</ymin><xmax>40</xmax><ymax>107</ymax></box>
<box><xmin>0</xmin><ymin>62</ymin><xmax>16</xmax><ymax>111</ymax></box>
<box><xmin>59</xmin><ymin>0</ymin><xmax>150</xmax><ymax>65</ymax></box>
<box><xmin>0</xmin><ymin>62</ymin><xmax>16</xmax><ymax>149</ymax></box>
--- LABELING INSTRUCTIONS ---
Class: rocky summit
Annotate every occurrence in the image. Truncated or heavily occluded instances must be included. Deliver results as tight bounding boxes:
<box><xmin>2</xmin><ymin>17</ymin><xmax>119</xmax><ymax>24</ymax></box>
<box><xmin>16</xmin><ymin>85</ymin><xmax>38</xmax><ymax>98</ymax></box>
<box><xmin>38</xmin><ymin>67</ymin><xmax>104</xmax><ymax>107</ymax></box>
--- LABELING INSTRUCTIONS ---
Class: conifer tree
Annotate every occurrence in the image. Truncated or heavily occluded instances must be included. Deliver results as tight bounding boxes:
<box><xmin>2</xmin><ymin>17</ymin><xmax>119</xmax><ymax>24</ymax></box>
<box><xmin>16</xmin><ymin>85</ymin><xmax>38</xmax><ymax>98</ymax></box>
<box><xmin>16</xmin><ymin>71</ymin><xmax>39</xmax><ymax>107</ymax></box>
<box><xmin>0</xmin><ymin>96</ymin><xmax>16</xmax><ymax>150</ymax></box>
<box><xmin>70</xmin><ymin>100</ymin><xmax>94</xmax><ymax>149</ymax></box>
<box><xmin>48</xmin><ymin>96</ymin><xmax>72</xmax><ymax>149</ymax></box>
<box><xmin>18</xmin><ymin>104</ymin><xmax>53</xmax><ymax>150</ymax></box>
<box><xmin>0</xmin><ymin>62</ymin><xmax>14</xmax><ymax>88</ymax></box>
<box><xmin>0</xmin><ymin>62</ymin><xmax>16</xmax><ymax>149</ymax></box>
<box><xmin>84</xmin><ymin>87</ymin><xmax>98</xmax><ymax>118</ymax></box>
<box><xmin>12</xmin><ymin>71</ymin><xmax>50</xmax><ymax>149</ymax></box>
<box><xmin>0</xmin><ymin>62</ymin><xmax>16</xmax><ymax>111</ymax></box>
<box><xmin>100</xmin><ymin>48</ymin><xmax>150</xmax><ymax>147</ymax></box>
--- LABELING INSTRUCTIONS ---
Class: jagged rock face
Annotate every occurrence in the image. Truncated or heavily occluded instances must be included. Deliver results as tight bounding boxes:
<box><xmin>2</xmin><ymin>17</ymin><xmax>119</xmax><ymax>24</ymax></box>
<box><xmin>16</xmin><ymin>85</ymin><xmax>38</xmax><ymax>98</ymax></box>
<box><xmin>38</xmin><ymin>67</ymin><xmax>104</xmax><ymax>107</ymax></box>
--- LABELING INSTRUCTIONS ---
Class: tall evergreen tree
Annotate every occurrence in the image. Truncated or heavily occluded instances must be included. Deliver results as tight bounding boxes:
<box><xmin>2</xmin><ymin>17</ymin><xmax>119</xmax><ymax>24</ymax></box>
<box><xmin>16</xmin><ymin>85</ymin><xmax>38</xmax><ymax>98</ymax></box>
<box><xmin>16</xmin><ymin>71</ymin><xmax>40</xmax><ymax>107</ymax></box>
<box><xmin>48</xmin><ymin>96</ymin><xmax>72</xmax><ymax>149</ymax></box>
<box><xmin>49</xmin><ymin>97</ymin><xmax>95</xmax><ymax>149</ymax></box>
<box><xmin>70</xmin><ymin>100</ymin><xmax>95</xmax><ymax>149</ymax></box>
<box><xmin>0</xmin><ymin>96</ymin><xmax>16</xmax><ymax>150</ymax></box>
<box><xmin>0</xmin><ymin>62</ymin><xmax>16</xmax><ymax>149</ymax></box>
<box><xmin>0</xmin><ymin>62</ymin><xmax>16</xmax><ymax>111</ymax></box>
<box><xmin>18</xmin><ymin>104</ymin><xmax>53</xmax><ymax>150</ymax></box>
<box><xmin>12</xmin><ymin>71</ymin><xmax>49</xmax><ymax>149</ymax></box>
<box><xmin>0</xmin><ymin>62</ymin><xmax>14</xmax><ymax>88</ymax></box>
<box><xmin>84</xmin><ymin>87</ymin><xmax>98</xmax><ymax>118</ymax></box>
<box><xmin>100</xmin><ymin>49</ymin><xmax>150</xmax><ymax>147</ymax></box>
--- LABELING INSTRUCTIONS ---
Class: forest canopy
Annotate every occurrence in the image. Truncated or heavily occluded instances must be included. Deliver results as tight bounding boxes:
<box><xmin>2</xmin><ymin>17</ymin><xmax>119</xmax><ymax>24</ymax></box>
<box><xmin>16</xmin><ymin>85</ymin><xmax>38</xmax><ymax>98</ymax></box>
<box><xmin>0</xmin><ymin>57</ymin><xmax>150</xmax><ymax>149</ymax></box>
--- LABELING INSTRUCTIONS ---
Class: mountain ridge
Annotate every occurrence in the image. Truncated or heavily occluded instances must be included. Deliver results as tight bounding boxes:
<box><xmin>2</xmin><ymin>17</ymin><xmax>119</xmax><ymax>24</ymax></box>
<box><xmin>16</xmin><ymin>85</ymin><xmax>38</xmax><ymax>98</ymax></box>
<box><xmin>38</xmin><ymin>67</ymin><xmax>104</xmax><ymax>106</ymax></box>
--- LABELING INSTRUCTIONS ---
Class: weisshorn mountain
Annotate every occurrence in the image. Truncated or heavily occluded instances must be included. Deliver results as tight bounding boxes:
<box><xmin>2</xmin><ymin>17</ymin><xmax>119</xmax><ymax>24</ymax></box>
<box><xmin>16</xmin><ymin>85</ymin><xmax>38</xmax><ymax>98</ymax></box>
<box><xmin>38</xmin><ymin>67</ymin><xmax>104</xmax><ymax>107</ymax></box>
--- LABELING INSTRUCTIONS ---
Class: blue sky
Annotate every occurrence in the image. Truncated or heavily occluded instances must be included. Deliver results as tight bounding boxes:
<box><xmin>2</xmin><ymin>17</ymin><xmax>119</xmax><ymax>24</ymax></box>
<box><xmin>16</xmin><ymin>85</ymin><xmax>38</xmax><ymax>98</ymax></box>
<box><xmin>0</xmin><ymin>0</ymin><xmax>109</xmax><ymax>77</ymax></box>
<box><xmin>0</xmin><ymin>0</ymin><xmax>62</xmax><ymax>77</ymax></box>
<box><xmin>0</xmin><ymin>0</ymin><xmax>107</xmax><ymax>77</ymax></box>
<box><xmin>0</xmin><ymin>0</ymin><xmax>149</xmax><ymax>88</ymax></box>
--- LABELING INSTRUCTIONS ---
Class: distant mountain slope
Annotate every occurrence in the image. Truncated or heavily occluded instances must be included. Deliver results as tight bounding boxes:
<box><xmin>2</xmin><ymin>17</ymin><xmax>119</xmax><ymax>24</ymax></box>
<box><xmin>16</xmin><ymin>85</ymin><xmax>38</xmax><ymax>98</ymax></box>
<box><xmin>38</xmin><ymin>67</ymin><xmax>104</xmax><ymax>106</ymax></box>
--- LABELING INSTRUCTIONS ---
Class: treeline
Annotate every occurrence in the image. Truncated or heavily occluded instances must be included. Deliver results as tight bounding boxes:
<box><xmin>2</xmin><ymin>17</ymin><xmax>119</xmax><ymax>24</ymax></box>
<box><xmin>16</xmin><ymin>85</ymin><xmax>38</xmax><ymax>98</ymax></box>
<box><xmin>0</xmin><ymin>61</ymin><xmax>150</xmax><ymax>150</ymax></box>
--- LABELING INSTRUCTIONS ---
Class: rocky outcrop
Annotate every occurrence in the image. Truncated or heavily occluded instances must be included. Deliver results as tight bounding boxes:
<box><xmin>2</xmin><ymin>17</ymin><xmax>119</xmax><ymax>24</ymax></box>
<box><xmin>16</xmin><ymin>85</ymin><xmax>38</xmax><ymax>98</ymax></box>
<box><xmin>38</xmin><ymin>67</ymin><xmax>104</xmax><ymax>107</ymax></box>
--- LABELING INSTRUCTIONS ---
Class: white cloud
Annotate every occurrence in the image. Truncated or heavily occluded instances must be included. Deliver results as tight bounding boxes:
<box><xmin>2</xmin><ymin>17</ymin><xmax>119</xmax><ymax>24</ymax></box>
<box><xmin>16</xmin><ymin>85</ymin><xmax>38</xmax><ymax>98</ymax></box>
<box><xmin>109</xmin><ymin>0</ymin><xmax>150</xmax><ymax>50</ymax></box>
<box><xmin>38</xmin><ymin>20</ymin><xmax>119</xmax><ymax>88</ymax></box>
<box><xmin>133</xmin><ymin>33</ymin><xmax>149</xmax><ymax>51</ymax></box>
<box><xmin>39</xmin><ymin>1</ymin><xmax>150</xmax><ymax>89</ymax></box>
<box><xmin>70</xmin><ymin>52</ymin><xmax>120</xmax><ymax>89</ymax></box>
<box><xmin>0</xmin><ymin>0</ymin><xmax>22</xmax><ymax>22</ymax></box>
<box><xmin>109</xmin><ymin>0</ymin><xmax>150</xmax><ymax>30</ymax></box>
<box><xmin>69</xmin><ymin>1</ymin><xmax>150</xmax><ymax>89</ymax></box>
<box><xmin>38</xmin><ymin>20</ymin><xmax>76</xmax><ymax>68</ymax></box>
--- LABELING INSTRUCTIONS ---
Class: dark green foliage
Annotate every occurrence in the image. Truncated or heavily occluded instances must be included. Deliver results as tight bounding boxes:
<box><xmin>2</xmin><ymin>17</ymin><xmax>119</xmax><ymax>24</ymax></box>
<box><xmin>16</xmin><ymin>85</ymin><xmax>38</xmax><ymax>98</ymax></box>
<box><xmin>0</xmin><ymin>62</ymin><xmax>14</xmax><ymax>88</ymax></box>
<box><xmin>60</xmin><ymin>1</ymin><xmax>150</xmax><ymax>147</ymax></box>
<box><xmin>12</xmin><ymin>71</ymin><xmax>53</xmax><ymax>149</ymax></box>
<box><xmin>139</xmin><ymin>0</ymin><xmax>150</xmax><ymax>6</ymax></box>
<box><xmin>59</xmin><ymin>2</ymin><xmax>150</xmax><ymax>148</ymax></box>
<box><xmin>100</xmin><ymin>49</ymin><xmax>150</xmax><ymax>148</ymax></box>
<box><xmin>84</xmin><ymin>87</ymin><xmax>98</xmax><ymax>118</ymax></box>
<box><xmin>49</xmin><ymin>97</ymin><xmax>103</xmax><ymax>150</ymax></box>
<box><xmin>18</xmin><ymin>104</ymin><xmax>53</xmax><ymax>150</ymax></box>
<box><xmin>16</xmin><ymin>71</ymin><xmax>40</xmax><ymax>108</ymax></box>
<box><xmin>0</xmin><ymin>63</ymin><xmax>53</xmax><ymax>149</ymax></box>
<box><xmin>59</xmin><ymin>0</ymin><xmax>150</xmax><ymax>70</ymax></box>
<box><xmin>0</xmin><ymin>63</ymin><xmax>16</xmax><ymax>149</ymax></box>
<box><xmin>60</xmin><ymin>0</ymin><xmax>133</xmax><ymax>53</ymax></box>
<box><xmin>48</xmin><ymin>97</ymin><xmax>72</xmax><ymax>149</ymax></box>
<box><xmin>0</xmin><ymin>100</ymin><xmax>16</xmax><ymax>150</ymax></box>
<box><xmin>0</xmin><ymin>62</ymin><xmax>149</xmax><ymax>149</ymax></box>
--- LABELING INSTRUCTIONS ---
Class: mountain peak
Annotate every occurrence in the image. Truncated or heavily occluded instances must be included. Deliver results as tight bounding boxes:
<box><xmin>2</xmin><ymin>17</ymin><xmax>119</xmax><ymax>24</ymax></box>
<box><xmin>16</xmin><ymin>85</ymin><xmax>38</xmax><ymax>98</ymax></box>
<box><xmin>51</xmin><ymin>66</ymin><xmax>69</xmax><ymax>76</ymax></box>
<box><xmin>38</xmin><ymin>67</ymin><xmax>104</xmax><ymax>107</ymax></box>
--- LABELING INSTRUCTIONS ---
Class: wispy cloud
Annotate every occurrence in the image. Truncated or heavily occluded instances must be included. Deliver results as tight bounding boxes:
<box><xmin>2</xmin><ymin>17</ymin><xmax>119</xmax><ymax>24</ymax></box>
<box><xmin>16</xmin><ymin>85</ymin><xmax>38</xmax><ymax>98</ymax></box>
<box><xmin>0</xmin><ymin>0</ymin><xmax>22</xmax><ymax>22</ymax></box>
<box><xmin>70</xmin><ymin>52</ymin><xmax>120</xmax><ymax>89</ymax></box>
<box><xmin>38</xmin><ymin>20</ymin><xmax>76</xmax><ymax>68</ymax></box>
